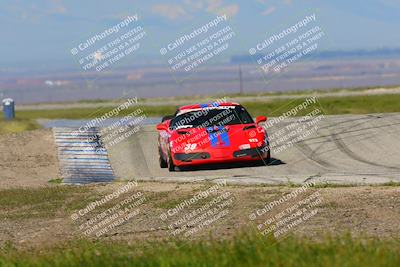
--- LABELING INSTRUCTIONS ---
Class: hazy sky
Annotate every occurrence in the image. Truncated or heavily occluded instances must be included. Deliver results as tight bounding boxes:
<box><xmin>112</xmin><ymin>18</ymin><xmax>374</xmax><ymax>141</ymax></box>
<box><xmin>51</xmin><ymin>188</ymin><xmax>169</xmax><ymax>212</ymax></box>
<box><xmin>1</xmin><ymin>0</ymin><xmax>400</xmax><ymax>66</ymax></box>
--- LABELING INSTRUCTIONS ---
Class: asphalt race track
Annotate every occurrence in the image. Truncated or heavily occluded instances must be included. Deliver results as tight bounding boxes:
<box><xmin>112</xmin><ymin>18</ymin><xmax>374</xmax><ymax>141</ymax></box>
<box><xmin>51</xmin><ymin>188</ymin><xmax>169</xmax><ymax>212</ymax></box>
<box><xmin>107</xmin><ymin>113</ymin><xmax>400</xmax><ymax>185</ymax></box>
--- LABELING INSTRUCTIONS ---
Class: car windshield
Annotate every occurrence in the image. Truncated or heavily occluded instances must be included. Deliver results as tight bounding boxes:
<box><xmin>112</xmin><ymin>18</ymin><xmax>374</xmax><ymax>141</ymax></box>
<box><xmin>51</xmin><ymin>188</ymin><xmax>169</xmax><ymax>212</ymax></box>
<box><xmin>170</xmin><ymin>106</ymin><xmax>254</xmax><ymax>130</ymax></box>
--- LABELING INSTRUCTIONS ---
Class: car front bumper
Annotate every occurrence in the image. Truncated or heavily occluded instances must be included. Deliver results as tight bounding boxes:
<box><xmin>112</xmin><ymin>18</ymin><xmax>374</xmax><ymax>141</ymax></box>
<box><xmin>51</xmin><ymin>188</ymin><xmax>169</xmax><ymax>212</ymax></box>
<box><xmin>172</xmin><ymin>145</ymin><xmax>270</xmax><ymax>166</ymax></box>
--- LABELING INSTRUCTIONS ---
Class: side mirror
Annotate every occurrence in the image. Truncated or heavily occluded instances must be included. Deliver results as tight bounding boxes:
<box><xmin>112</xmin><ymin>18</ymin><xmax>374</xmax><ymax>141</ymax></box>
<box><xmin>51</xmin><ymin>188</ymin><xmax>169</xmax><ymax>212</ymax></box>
<box><xmin>256</xmin><ymin>116</ymin><xmax>267</xmax><ymax>124</ymax></box>
<box><xmin>161</xmin><ymin>115</ymin><xmax>174</xmax><ymax>122</ymax></box>
<box><xmin>156</xmin><ymin>123</ymin><xmax>167</xmax><ymax>131</ymax></box>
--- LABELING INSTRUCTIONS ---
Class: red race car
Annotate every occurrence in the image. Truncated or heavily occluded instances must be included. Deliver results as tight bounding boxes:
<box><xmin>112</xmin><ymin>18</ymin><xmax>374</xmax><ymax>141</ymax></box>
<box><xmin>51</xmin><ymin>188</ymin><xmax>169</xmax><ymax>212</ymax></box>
<box><xmin>156</xmin><ymin>102</ymin><xmax>271</xmax><ymax>171</ymax></box>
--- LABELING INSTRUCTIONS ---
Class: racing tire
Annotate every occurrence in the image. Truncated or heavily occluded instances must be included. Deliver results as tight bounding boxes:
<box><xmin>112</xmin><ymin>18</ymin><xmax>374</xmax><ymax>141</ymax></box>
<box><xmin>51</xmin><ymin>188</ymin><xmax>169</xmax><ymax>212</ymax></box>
<box><xmin>159</xmin><ymin>150</ymin><xmax>168</xmax><ymax>168</ymax></box>
<box><xmin>257</xmin><ymin>148</ymin><xmax>271</xmax><ymax>166</ymax></box>
<box><xmin>264</xmin><ymin>150</ymin><xmax>271</xmax><ymax>164</ymax></box>
<box><xmin>168</xmin><ymin>153</ymin><xmax>175</xmax><ymax>172</ymax></box>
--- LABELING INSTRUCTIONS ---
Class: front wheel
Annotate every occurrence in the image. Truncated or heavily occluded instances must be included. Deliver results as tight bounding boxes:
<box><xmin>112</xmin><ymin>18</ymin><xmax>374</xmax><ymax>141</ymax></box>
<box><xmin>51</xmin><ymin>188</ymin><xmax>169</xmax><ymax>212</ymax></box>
<box><xmin>168</xmin><ymin>153</ymin><xmax>175</xmax><ymax>172</ymax></box>
<box><xmin>257</xmin><ymin>147</ymin><xmax>271</xmax><ymax>165</ymax></box>
<box><xmin>264</xmin><ymin>150</ymin><xmax>271</xmax><ymax>164</ymax></box>
<box><xmin>159</xmin><ymin>147</ymin><xmax>168</xmax><ymax>168</ymax></box>
<box><xmin>159</xmin><ymin>153</ymin><xmax>168</xmax><ymax>168</ymax></box>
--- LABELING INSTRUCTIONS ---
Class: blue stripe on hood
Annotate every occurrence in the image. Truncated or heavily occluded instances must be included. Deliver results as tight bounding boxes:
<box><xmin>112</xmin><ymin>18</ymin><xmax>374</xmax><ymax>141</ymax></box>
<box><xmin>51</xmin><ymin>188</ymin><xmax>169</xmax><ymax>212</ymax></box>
<box><xmin>207</xmin><ymin>127</ymin><xmax>218</xmax><ymax>148</ymax></box>
<box><xmin>207</xmin><ymin>126</ymin><xmax>230</xmax><ymax>148</ymax></box>
<box><xmin>219</xmin><ymin>126</ymin><xmax>230</xmax><ymax>147</ymax></box>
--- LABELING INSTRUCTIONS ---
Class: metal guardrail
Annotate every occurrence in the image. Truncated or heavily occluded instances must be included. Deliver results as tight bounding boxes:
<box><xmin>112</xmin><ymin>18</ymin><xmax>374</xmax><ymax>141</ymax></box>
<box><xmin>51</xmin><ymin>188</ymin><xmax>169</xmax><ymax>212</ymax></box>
<box><xmin>53</xmin><ymin>127</ymin><xmax>115</xmax><ymax>184</ymax></box>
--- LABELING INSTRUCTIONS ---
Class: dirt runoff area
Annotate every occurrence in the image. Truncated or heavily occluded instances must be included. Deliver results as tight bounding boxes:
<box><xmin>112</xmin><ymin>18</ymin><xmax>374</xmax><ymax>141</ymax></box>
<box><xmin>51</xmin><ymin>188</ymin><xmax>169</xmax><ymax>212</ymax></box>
<box><xmin>0</xmin><ymin>181</ymin><xmax>399</xmax><ymax>249</ymax></box>
<box><xmin>0</xmin><ymin>129</ymin><xmax>59</xmax><ymax>188</ymax></box>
